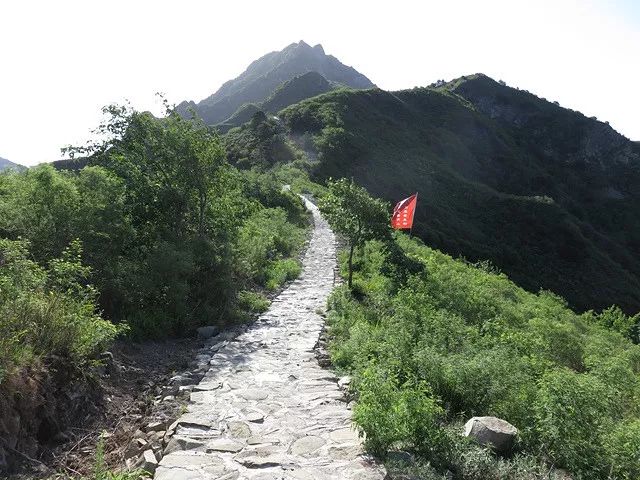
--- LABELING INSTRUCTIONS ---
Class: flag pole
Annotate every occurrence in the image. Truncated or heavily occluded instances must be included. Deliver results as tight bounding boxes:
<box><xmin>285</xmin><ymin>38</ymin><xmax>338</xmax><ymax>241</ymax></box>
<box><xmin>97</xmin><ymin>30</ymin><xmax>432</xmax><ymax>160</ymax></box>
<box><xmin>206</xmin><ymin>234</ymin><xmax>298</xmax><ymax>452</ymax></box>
<box><xmin>409</xmin><ymin>192</ymin><xmax>418</xmax><ymax>238</ymax></box>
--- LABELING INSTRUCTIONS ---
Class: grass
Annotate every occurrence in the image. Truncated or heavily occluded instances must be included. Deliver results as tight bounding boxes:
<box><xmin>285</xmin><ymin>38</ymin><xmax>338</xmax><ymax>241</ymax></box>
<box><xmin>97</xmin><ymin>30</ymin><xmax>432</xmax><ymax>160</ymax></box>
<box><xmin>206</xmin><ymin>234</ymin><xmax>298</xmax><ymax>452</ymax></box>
<box><xmin>237</xmin><ymin>290</ymin><xmax>270</xmax><ymax>314</ymax></box>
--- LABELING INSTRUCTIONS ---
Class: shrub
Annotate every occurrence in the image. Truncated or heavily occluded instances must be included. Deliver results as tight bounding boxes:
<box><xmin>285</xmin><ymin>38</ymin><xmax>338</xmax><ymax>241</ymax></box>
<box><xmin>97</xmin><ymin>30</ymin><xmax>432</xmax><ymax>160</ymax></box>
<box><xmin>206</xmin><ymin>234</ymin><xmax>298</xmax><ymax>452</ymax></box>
<box><xmin>236</xmin><ymin>207</ymin><xmax>305</xmax><ymax>287</ymax></box>
<box><xmin>533</xmin><ymin>368</ymin><xmax>612</xmax><ymax>476</ymax></box>
<box><xmin>91</xmin><ymin>436</ymin><xmax>147</xmax><ymax>480</ymax></box>
<box><xmin>327</xmin><ymin>235</ymin><xmax>640</xmax><ymax>478</ymax></box>
<box><xmin>353</xmin><ymin>365</ymin><xmax>444</xmax><ymax>458</ymax></box>
<box><xmin>603</xmin><ymin>419</ymin><xmax>640</xmax><ymax>479</ymax></box>
<box><xmin>594</xmin><ymin>306</ymin><xmax>639</xmax><ymax>343</ymax></box>
<box><xmin>0</xmin><ymin>239</ymin><xmax>121</xmax><ymax>382</ymax></box>
<box><xmin>237</xmin><ymin>290</ymin><xmax>270</xmax><ymax>314</ymax></box>
<box><xmin>265</xmin><ymin>258</ymin><xmax>302</xmax><ymax>290</ymax></box>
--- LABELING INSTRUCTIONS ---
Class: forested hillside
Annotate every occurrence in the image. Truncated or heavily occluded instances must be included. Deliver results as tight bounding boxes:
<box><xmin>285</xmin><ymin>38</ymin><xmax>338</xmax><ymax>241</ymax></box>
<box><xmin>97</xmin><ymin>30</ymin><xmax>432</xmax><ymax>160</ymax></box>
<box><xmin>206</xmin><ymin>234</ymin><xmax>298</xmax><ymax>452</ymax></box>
<box><xmin>279</xmin><ymin>76</ymin><xmax>640</xmax><ymax>313</ymax></box>
<box><xmin>0</xmin><ymin>105</ymin><xmax>309</xmax><ymax>471</ymax></box>
<box><xmin>217</xmin><ymin>71</ymin><xmax>336</xmax><ymax>132</ymax></box>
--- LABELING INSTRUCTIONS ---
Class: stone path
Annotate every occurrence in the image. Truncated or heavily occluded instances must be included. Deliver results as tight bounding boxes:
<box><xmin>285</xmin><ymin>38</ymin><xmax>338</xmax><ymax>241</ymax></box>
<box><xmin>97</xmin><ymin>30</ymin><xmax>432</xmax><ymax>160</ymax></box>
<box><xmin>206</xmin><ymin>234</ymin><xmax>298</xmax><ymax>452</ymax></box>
<box><xmin>154</xmin><ymin>198</ymin><xmax>386</xmax><ymax>480</ymax></box>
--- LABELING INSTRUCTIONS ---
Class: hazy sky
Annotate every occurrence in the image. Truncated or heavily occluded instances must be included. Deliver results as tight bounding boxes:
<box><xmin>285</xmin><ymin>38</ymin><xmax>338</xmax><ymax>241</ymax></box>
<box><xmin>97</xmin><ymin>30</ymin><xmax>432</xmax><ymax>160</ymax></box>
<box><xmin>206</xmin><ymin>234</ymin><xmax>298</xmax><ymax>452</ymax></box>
<box><xmin>1</xmin><ymin>0</ymin><xmax>639</xmax><ymax>166</ymax></box>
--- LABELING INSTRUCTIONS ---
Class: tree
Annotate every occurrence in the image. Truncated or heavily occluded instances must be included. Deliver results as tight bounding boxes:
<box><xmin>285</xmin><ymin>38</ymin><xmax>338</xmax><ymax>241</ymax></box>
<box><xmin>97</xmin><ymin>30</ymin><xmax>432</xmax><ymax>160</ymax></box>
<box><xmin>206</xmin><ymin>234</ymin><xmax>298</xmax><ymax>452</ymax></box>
<box><xmin>319</xmin><ymin>178</ymin><xmax>390</xmax><ymax>288</ymax></box>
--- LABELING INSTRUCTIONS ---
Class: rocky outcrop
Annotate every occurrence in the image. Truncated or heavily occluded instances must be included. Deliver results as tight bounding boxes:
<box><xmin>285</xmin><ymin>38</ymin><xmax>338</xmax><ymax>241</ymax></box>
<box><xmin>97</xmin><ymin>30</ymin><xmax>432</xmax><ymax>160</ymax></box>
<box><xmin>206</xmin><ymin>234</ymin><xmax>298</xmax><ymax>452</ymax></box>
<box><xmin>464</xmin><ymin>416</ymin><xmax>518</xmax><ymax>454</ymax></box>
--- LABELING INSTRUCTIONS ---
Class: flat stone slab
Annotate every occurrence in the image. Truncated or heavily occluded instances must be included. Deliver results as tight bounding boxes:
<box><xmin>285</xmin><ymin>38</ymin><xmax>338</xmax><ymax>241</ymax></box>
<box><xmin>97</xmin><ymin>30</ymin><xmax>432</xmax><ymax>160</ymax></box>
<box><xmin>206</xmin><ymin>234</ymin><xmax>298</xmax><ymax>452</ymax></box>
<box><xmin>207</xmin><ymin>438</ymin><xmax>245</xmax><ymax>453</ymax></box>
<box><xmin>239</xmin><ymin>388</ymin><xmax>269</xmax><ymax>401</ymax></box>
<box><xmin>154</xmin><ymin>199</ymin><xmax>385</xmax><ymax>480</ymax></box>
<box><xmin>290</xmin><ymin>435</ymin><xmax>326</xmax><ymax>455</ymax></box>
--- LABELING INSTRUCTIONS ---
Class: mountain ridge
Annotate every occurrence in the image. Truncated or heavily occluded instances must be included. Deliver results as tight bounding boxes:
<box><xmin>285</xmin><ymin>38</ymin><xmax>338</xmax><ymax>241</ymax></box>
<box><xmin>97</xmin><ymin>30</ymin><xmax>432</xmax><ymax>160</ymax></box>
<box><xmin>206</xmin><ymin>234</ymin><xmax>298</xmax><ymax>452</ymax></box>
<box><xmin>217</xmin><ymin>71</ymin><xmax>336</xmax><ymax>132</ymax></box>
<box><xmin>0</xmin><ymin>156</ymin><xmax>26</xmax><ymax>172</ymax></box>
<box><xmin>228</xmin><ymin>73</ymin><xmax>640</xmax><ymax>313</ymax></box>
<box><xmin>176</xmin><ymin>41</ymin><xmax>375</xmax><ymax>125</ymax></box>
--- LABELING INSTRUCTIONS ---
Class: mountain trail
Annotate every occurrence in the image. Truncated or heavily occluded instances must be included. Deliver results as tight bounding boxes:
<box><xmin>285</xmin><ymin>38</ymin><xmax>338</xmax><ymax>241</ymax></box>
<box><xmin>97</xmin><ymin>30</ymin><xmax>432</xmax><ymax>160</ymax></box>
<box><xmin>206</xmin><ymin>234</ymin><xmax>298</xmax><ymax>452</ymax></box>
<box><xmin>154</xmin><ymin>198</ymin><xmax>386</xmax><ymax>480</ymax></box>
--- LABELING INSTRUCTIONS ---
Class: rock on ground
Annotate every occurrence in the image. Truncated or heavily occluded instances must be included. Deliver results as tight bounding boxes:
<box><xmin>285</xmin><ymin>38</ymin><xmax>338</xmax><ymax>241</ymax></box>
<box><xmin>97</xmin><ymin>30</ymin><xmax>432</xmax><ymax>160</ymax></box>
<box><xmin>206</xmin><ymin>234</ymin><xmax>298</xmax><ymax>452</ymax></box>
<box><xmin>464</xmin><ymin>416</ymin><xmax>518</xmax><ymax>454</ymax></box>
<box><xmin>154</xmin><ymin>199</ymin><xmax>385</xmax><ymax>479</ymax></box>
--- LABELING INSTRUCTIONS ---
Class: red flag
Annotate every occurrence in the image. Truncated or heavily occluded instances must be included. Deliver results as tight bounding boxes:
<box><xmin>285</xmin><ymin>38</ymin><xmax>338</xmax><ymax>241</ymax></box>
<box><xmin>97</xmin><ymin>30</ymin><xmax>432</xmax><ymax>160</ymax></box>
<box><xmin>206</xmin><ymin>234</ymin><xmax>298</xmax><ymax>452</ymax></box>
<box><xmin>391</xmin><ymin>193</ymin><xmax>418</xmax><ymax>230</ymax></box>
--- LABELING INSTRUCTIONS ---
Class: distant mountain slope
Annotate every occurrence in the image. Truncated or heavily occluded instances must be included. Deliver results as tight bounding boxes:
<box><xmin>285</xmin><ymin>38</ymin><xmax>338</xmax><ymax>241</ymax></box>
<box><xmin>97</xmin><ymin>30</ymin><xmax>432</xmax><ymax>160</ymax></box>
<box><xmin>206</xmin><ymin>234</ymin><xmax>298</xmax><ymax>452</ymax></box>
<box><xmin>0</xmin><ymin>156</ymin><xmax>26</xmax><ymax>172</ymax></box>
<box><xmin>217</xmin><ymin>71</ymin><xmax>336</xmax><ymax>133</ymax></box>
<box><xmin>261</xmin><ymin>71</ymin><xmax>334</xmax><ymax>114</ymax></box>
<box><xmin>275</xmin><ymin>76</ymin><xmax>640</xmax><ymax>313</ymax></box>
<box><xmin>177</xmin><ymin>41</ymin><xmax>374</xmax><ymax>125</ymax></box>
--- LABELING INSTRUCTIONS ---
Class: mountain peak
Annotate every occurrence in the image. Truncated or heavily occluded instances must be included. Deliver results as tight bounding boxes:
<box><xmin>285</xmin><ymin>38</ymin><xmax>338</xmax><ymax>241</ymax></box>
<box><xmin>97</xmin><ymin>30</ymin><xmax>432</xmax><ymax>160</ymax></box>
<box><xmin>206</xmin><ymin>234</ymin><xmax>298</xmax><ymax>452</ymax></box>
<box><xmin>177</xmin><ymin>41</ymin><xmax>374</xmax><ymax>125</ymax></box>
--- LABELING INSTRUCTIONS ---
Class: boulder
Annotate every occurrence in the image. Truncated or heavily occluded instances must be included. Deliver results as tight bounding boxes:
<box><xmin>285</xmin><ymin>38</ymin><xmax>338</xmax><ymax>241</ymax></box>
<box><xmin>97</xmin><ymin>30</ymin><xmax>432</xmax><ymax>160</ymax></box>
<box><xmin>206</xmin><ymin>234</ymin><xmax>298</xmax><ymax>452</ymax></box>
<box><xmin>464</xmin><ymin>416</ymin><xmax>517</xmax><ymax>454</ymax></box>
<box><xmin>338</xmin><ymin>376</ymin><xmax>352</xmax><ymax>389</ymax></box>
<box><xmin>197</xmin><ymin>326</ymin><xmax>219</xmax><ymax>339</ymax></box>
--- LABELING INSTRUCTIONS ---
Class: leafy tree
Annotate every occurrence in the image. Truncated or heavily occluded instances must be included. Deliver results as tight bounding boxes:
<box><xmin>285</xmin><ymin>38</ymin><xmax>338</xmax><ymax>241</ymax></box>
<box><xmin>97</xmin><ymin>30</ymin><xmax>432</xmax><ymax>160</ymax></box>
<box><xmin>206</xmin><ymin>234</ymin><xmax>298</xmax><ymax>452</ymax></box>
<box><xmin>319</xmin><ymin>178</ymin><xmax>390</xmax><ymax>288</ymax></box>
<box><xmin>593</xmin><ymin>306</ymin><xmax>640</xmax><ymax>343</ymax></box>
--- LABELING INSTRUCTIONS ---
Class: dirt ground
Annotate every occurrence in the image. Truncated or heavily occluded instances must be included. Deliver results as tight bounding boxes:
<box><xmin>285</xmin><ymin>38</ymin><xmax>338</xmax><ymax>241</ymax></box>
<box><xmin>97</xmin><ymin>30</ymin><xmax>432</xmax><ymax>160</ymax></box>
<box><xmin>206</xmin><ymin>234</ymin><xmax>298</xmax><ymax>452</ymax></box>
<box><xmin>8</xmin><ymin>337</ymin><xmax>203</xmax><ymax>479</ymax></box>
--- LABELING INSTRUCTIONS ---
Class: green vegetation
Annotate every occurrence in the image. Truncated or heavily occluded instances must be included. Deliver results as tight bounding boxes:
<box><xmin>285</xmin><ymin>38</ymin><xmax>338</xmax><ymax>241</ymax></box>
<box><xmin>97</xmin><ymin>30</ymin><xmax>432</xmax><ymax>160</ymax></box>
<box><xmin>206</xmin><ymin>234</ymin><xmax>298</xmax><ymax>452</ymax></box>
<box><xmin>0</xmin><ymin>239</ymin><xmax>120</xmax><ymax>384</ymax></box>
<box><xmin>280</xmin><ymin>77</ymin><xmax>640</xmax><ymax>315</ymax></box>
<box><xmin>224</xmin><ymin>112</ymin><xmax>304</xmax><ymax>170</ymax></box>
<box><xmin>66</xmin><ymin>437</ymin><xmax>148</xmax><ymax>480</ymax></box>
<box><xmin>326</xmin><ymin>233</ymin><xmax>640</xmax><ymax>479</ymax></box>
<box><xmin>218</xmin><ymin>71</ymin><xmax>335</xmax><ymax>132</ymax></box>
<box><xmin>224</xmin><ymin>116</ymin><xmax>325</xmax><ymax>198</ymax></box>
<box><xmin>319</xmin><ymin>178</ymin><xmax>390</xmax><ymax>287</ymax></box>
<box><xmin>0</xmin><ymin>103</ymin><xmax>308</xmax><ymax>380</ymax></box>
<box><xmin>236</xmin><ymin>206</ymin><xmax>306</xmax><ymax>289</ymax></box>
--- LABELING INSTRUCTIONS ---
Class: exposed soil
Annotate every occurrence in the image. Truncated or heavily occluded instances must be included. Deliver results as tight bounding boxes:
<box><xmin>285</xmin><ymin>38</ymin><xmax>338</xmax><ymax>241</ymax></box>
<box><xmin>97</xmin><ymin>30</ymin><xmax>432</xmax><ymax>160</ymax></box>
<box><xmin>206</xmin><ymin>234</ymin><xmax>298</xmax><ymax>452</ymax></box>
<box><xmin>6</xmin><ymin>337</ymin><xmax>203</xmax><ymax>479</ymax></box>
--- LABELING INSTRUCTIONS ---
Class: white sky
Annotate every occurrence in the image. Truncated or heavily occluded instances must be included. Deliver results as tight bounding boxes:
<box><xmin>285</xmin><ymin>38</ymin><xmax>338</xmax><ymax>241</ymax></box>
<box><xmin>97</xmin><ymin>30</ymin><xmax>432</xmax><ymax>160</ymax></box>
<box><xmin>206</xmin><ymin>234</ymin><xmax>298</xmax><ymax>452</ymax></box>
<box><xmin>1</xmin><ymin>0</ymin><xmax>639</xmax><ymax>166</ymax></box>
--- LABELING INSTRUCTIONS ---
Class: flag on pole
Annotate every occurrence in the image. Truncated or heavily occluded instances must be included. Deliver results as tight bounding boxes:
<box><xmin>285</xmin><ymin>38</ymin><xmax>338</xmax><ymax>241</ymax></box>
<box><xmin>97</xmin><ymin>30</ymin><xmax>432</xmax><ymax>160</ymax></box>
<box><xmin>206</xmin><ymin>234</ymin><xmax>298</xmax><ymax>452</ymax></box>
<box><xmin>391</xmin><ymin>193</ymin><xmax>418</xmax><ymax>230</ymax></box>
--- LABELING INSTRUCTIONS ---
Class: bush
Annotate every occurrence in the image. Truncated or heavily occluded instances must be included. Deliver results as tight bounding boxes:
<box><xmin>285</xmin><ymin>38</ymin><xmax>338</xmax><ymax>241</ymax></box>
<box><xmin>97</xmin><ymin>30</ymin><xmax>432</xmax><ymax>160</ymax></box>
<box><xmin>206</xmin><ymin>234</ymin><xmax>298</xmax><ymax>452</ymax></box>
<box><xmin>237</xmin><ymin>290</ymin><xmax>270</xmax><ymax>314</ymax></box>
<box><xmin>0</xmin><ymin>239</ymin><xmax>121</xmax><ymax>382</ymax></box>
<box><xmin>353</xmin><ymin>365</ymin><xmax>445</xmax><ymax>458</ymax></box>
<box><xmin>603</xmin><ymin>419</ymin><xmax>640</xmax><ymax>479</ymax></box>
<box><xmin>266</xmin><ymin>258</ymin><xmax>302</xmax><ymax>290</ymax></box>
<box><xmin>594</xmin><ymin>306</ymin><xmax>640</xmax><ymax>343</ymax></box>
<box><xmin>0</xmin><ymin>106</ymin><xmax>311</xmax><ymax>341</ymax></box>
<box><xmin>326</xmin><ymin>235</ymin><xmax>640</xmax><ymax>478</ymax></box>
<box><xmin>533</xmin><ymin>368</ymin><xmax>612</xmax><ymax>476</ymax></box>
<box><xmin>236</xmin><ymin>207</ymin><xmax>305</xmax><ymax>287</ymax></box>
